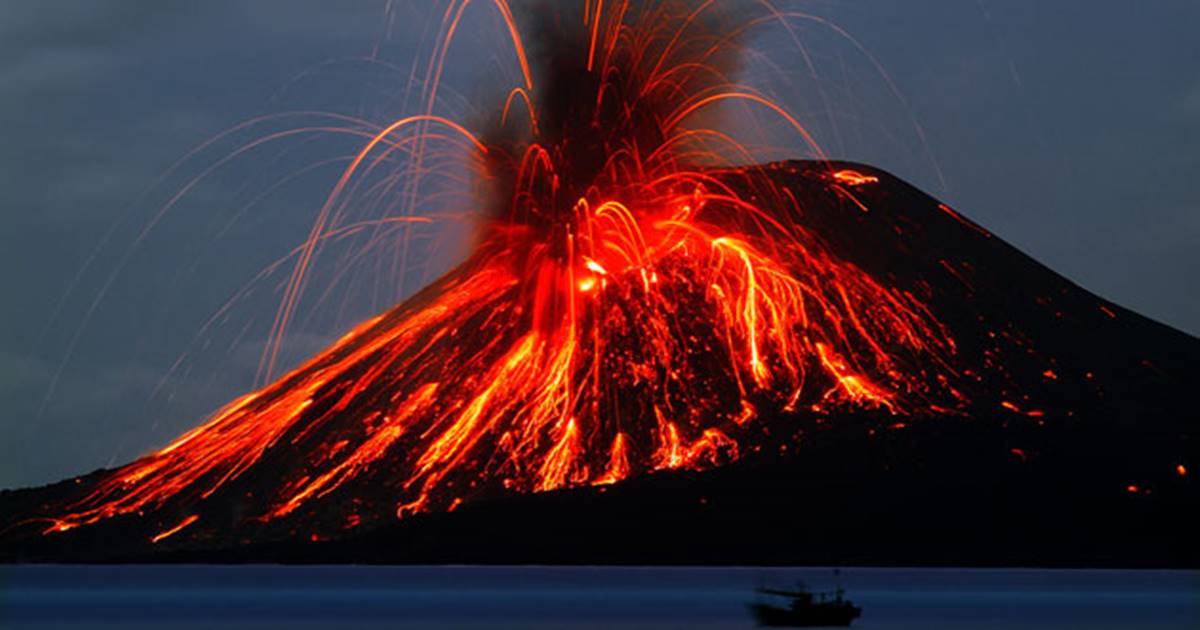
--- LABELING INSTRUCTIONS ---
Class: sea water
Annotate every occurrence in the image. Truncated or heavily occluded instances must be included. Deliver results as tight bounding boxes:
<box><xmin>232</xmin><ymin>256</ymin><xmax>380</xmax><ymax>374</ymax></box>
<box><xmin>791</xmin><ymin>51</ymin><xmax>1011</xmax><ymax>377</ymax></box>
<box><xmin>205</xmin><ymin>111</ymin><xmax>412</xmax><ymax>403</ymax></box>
<box><xmin>1</xmin><ymin>566</ymin><xmax>1196</xmax><ymax>629</ymax></box>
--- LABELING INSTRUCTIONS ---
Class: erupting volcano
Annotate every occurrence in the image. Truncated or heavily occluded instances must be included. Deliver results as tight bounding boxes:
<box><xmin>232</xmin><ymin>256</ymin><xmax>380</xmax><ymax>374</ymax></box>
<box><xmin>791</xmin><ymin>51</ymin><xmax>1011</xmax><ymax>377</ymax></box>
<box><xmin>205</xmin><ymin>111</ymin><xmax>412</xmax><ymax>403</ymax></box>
<box><xmin>2</xmin><ymin>1</ymin><xmax>1196</xmax><ymax>564</ymax></box>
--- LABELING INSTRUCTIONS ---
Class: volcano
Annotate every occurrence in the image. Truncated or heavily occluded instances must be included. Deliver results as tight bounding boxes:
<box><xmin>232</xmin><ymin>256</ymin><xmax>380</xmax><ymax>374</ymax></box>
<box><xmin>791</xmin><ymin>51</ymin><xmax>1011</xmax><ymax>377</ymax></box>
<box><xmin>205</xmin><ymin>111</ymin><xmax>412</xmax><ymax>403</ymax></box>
<box><xmin>2</xmin><ymin>1</ymin><xmax>1197</xmax><ymax>565</ymax></box>
<box><xmin>2</xmin><ymin>160</ymin><xmax>1196</xmax><ymax>565</ymax></box>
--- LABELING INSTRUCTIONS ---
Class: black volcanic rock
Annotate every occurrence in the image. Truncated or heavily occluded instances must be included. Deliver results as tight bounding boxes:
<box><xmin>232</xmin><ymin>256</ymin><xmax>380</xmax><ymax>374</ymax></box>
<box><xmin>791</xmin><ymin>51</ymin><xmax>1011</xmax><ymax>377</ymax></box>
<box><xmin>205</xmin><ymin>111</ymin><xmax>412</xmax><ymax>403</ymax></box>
<box><xmin>161</xmin><ymin>420</ymin><xmax>1198</xmax><ymax>568</ymax></box>
<box><xmin>2</xmin><ymin>160</ymin><xmax>1196</xmax><ymax>565</ymax></box>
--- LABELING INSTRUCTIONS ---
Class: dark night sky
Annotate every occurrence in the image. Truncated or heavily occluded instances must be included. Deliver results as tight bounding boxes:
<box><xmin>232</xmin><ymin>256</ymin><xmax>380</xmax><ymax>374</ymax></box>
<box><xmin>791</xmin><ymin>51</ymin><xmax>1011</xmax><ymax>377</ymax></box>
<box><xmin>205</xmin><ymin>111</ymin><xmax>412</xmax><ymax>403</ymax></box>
<box><xmin>1</xmin><ymin>0</ymin><xmax>1197</xmax><ymax>490</ymax></box>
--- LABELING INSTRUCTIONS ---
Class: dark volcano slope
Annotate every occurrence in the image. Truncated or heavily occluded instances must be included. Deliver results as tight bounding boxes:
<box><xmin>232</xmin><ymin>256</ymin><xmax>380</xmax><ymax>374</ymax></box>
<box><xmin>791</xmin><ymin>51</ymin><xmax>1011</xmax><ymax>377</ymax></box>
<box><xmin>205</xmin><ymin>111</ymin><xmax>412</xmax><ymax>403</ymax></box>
<box><xmin>163</xmin><ymin>418</ymin><xmax>1197</xmax><ymax>568</ymax></box>
<box><xmin>2</xmin><ymin>161</ymin><xmax>1196</xmax><ymax>565</ymax></box>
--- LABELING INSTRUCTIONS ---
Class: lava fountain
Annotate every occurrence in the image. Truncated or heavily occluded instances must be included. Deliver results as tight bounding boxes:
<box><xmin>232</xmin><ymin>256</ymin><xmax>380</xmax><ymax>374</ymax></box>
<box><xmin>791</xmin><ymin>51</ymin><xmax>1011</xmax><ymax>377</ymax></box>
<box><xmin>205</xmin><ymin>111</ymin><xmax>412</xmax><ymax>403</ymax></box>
<box><xmin>34</xmin><ymin>1</ymin><xmax>968</xmax><ymax>544</ymax></box>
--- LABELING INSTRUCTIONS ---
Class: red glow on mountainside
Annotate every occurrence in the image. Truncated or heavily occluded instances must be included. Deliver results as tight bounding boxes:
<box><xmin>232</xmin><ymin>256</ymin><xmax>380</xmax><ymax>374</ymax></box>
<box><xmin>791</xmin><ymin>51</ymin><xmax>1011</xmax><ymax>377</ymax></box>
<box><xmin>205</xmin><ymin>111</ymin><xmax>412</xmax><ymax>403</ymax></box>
<box><xmin>35</xmin><ymin>1</ymin><xmax>972</xmax><ymax>540</ymax></box>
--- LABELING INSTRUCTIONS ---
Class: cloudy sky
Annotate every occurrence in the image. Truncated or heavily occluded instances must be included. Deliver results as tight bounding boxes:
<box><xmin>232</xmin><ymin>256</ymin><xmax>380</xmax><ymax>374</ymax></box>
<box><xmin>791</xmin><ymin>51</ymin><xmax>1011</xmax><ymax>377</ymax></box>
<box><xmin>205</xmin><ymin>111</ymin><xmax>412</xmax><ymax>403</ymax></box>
<box><xmin>1</xmin><ymin>0</ymin><xmax>1197</xmax><ymax>490</ymax></box>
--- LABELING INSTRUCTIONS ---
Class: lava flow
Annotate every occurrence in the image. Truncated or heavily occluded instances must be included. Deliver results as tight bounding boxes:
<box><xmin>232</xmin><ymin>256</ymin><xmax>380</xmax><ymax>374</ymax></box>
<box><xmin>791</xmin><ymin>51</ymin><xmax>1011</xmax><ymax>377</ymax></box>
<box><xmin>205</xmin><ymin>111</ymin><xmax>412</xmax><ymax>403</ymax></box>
<box><xmin>28</xmin><ymin>1</ymin><xmax>968</xmax><ymax>543</ymax></box>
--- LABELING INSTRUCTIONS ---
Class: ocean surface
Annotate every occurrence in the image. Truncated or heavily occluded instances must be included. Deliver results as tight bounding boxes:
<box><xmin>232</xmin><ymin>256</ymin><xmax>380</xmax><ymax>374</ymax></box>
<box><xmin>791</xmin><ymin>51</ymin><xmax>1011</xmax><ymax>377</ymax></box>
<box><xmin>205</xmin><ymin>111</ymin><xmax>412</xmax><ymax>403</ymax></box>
<box><xmin>1</xmin><ymin>566</ymin><xmax>1196</xmax><ymax>629</ymax></box>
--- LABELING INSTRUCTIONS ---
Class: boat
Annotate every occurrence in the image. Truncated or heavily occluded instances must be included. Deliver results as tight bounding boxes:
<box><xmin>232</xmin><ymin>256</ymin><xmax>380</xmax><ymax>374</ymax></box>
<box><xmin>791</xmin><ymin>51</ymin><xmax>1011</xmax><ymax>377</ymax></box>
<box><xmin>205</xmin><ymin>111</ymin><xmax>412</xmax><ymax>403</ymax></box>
<box><xmin>748</xmin><ymin>579</ymin><xmax>862</xmax><ymax>627</ymax></box>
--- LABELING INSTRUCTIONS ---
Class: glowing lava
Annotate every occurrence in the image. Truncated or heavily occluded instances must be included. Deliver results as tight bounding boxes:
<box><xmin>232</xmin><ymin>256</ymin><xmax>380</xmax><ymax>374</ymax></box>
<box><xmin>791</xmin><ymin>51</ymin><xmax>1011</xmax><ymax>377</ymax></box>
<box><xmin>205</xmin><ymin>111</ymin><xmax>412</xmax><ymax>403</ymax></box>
<box><xmin>36</xmin><ymin>1</ymin><xmax>966</xmax><ymax>541</ymax></box>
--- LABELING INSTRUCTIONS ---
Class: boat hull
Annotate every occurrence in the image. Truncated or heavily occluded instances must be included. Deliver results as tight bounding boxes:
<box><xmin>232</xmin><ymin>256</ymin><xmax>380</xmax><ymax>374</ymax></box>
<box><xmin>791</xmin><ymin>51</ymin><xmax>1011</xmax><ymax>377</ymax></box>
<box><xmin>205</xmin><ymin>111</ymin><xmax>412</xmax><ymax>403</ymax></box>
<box><xmin>748</xmin><ymin>602</ymin><xmax>862</xmax><ymax>627</ymax></box>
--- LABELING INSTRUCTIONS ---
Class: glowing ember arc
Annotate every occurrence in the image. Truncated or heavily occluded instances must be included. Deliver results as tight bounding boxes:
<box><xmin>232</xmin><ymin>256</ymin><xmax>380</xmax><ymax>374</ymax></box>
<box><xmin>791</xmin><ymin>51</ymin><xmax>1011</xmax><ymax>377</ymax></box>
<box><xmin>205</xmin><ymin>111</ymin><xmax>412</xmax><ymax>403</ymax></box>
<box><xmin>34</xmin><ymin>0</ymin><xmax>969</xmax><ymax>541</ymax></box>
<box><xmin>150</xmin><ymin>515</ymin><xmax>199</xmax><ymax>544</ymax></box>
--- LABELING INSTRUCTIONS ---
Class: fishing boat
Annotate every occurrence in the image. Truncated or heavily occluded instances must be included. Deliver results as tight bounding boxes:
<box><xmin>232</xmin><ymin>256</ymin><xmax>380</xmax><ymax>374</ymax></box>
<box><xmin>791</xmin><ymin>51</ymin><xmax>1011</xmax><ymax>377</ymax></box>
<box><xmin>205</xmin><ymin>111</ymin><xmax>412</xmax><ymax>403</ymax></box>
<box><xmin>748</xmin><ymin>579</ymin><xmax>862</xmax><ymax>627</ymax></box>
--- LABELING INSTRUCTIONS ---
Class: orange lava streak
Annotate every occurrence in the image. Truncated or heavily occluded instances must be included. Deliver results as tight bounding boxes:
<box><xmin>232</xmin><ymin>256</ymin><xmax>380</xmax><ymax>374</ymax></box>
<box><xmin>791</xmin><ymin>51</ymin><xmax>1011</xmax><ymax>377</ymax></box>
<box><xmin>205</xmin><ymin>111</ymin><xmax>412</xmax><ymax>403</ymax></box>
<box><xmin>501</xmin><ymin>87</ymin><xmax>539</xmax><ymax>133</ymax></box>
<box><xmin>665</xmin><ymin>91</ymin><xmax>828</xmax><ymax>162</ymax></box>
<box><xmin>150</xmin><ymin>515</ymin><xmax>199</xmax><ymax>544</ymax></box>
<box><xmin>537</xmin><ymin>418</ymin><xmax>585</xmax><ymax>491</ymax></box>
<box><xmin>938</xmin><ymin>203</ymin><xmax>992</xmax><ymax>238</ymax></box>
<box><xmin>596</xmin><ymin>433</ymin><xmax>631</xmax><ymax>485</ymax></box>
<box><xmin>587</xmin><ymin>0</ymin><xmax>604</xmax><ymax>71</ymax></box>
<box><xmin>815</xmin><ymin>342</ymin><xmax>895</xmax><ymax>413</ymax></box>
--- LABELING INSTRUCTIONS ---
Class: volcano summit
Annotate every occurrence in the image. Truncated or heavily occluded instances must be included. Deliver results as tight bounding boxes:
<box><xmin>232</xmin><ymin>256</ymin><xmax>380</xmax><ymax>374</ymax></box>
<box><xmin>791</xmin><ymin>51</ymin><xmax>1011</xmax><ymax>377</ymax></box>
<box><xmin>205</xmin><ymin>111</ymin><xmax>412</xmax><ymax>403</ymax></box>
<box><xmin>2</xmin><ymin>160</ymin><xmax>1196</xmax><ymax>565</ymax></box>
